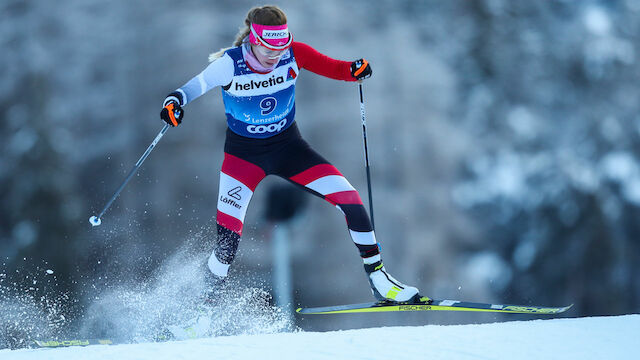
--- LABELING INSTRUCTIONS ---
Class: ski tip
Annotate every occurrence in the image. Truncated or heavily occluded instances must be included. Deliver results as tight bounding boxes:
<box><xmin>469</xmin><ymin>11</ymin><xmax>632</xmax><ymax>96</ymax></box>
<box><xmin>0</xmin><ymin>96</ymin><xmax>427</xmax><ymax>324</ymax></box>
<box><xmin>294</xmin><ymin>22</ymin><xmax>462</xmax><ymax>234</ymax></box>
<box><xmin>552</xmin><ymin>303</ymin><xmax>573</xmax><ymax>313</ymax></box>
<box><xmin>296</xmin><ymin>307</ymin><xmax>302</xmax><ymax>313</ymax></box>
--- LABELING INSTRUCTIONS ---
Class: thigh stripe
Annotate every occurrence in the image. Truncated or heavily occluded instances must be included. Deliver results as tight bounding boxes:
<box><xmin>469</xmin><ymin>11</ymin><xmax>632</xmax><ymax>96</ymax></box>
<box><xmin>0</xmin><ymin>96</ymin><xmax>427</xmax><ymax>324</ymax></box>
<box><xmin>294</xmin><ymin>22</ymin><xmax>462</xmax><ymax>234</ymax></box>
<box><xmin>289</xmin><ymin>164</ymin><xmax>343</xmax><ymax>185</ymax></box>
<box><xmin>221</xmin><ymin>153</ymin><xmax>266</xmax><ymax>191</ymax></box>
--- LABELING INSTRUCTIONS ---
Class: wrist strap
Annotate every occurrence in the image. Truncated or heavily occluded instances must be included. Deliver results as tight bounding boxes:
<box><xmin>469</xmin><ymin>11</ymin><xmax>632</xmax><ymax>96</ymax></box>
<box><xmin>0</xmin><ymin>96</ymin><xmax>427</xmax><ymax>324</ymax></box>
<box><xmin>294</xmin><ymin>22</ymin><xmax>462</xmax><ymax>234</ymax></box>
<box><xmin>163</xmin><ymin>91</ymin><xmax>185</xmax><ymax>107</ymax></box>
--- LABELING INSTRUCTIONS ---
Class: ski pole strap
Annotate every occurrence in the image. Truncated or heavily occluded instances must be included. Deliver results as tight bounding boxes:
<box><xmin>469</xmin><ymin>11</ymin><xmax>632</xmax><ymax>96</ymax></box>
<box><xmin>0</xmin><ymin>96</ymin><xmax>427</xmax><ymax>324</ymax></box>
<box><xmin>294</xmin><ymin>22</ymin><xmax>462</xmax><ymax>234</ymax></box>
<box><xmin>364</xmin><ymin>260</ymin><xmax>384</xmax><ymax>274</ymax></box>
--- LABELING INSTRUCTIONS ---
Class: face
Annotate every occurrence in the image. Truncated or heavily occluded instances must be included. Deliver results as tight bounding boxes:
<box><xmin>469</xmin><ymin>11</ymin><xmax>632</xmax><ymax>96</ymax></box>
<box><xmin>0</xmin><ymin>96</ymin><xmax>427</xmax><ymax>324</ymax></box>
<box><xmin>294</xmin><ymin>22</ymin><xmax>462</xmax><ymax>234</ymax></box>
<box><xmin>251</xmin><ymin>44</ymin><xmax>284</xmax><ymax>67</ymax></box>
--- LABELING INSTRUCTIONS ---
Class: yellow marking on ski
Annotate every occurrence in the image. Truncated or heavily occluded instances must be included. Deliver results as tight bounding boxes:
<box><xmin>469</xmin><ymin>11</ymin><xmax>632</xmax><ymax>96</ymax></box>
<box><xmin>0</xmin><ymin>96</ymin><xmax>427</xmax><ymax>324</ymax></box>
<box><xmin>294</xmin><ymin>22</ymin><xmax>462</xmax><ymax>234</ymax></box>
<box><xmin>299</xmin><ymin>304</ymin><xmax>573</xmax><ymax>315</ymax></box>
<box><xmin>35</xmin><ymin>340</ymin><xmax>90</xmax><ymax>347</ymax></box>
<box><xmin>33</xmin><ymin>339</ymin><xmax>114</xmax><ymax>347</ymax></box>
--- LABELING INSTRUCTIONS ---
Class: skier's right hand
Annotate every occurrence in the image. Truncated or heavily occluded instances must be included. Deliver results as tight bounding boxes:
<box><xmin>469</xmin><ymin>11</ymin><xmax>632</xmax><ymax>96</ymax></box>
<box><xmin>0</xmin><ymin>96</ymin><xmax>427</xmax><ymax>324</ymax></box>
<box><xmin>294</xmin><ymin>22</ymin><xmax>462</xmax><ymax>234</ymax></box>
<box><xmin>160</xmin><ymin>92</ymin><xmax>184</xmax><ymax>127</ymax></box>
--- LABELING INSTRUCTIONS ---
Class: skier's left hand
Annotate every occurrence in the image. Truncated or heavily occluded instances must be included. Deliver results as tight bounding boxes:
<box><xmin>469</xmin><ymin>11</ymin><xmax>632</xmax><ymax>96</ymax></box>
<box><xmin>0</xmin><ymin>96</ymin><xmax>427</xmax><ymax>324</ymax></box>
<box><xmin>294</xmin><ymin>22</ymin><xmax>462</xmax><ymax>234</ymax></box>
<box><xmin>351</xmin><ymin>58</ymin><xmax>372</xmax><ymax>80</ymax></box>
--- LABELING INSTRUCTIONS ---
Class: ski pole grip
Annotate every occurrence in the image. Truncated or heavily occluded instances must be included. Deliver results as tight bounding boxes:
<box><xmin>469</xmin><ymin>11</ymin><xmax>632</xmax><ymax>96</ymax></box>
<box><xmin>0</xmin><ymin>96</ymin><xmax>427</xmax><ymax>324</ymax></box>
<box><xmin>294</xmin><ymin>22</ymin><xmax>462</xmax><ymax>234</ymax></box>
<box><xmin>354</xmin><ymin>59</ymin><xmax>369</xmax><ymax>78</ymax></box>
<box><xmin>165</xmin><ymin>103</ymin><xmax>179</xmax><ymax>126</ymax></box>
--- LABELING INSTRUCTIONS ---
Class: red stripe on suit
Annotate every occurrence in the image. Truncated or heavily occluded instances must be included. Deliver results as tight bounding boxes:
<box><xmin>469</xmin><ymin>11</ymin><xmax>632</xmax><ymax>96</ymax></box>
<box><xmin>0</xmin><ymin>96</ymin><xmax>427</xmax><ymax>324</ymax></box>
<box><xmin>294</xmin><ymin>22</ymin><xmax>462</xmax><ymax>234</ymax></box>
<box><xmin>221</xmin><ymin>153</ymin><xmax>266</xmax><ymax>191</ymax></box>
<box><xmin>325</xmin><ymin>190</ymin><xmax>364</xmax><ymax>206</ymax></box>
<box><xmin>289</xmin><ymin>164</ymin><xmax>343</xmax><ymax>185</ymax></box>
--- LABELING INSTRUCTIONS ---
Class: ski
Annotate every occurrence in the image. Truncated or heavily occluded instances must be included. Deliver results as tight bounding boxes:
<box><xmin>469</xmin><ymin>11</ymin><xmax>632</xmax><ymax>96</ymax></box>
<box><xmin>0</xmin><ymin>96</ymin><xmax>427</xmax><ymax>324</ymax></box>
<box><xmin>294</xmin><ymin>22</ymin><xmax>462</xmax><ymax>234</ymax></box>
<box><xmin>296</xmin><ymin>297</ymin><xmax>573</xmax><ymax>315</ymax></box>
<box><xmin>32</xmin><ymin>339</ymin><xmax>116</xmax><ymax>348</ymax></box>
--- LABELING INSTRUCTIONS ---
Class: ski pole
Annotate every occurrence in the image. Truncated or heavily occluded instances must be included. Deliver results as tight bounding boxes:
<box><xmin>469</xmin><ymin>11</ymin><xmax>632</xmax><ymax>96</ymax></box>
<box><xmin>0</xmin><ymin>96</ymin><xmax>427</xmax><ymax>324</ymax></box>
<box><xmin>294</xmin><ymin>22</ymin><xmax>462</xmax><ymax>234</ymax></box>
<box><xmin>357</xmin><ymin>82</ymin><xmax>375</xmax><ymax>230</ymax></box>
<box><xmin>89</xmin><ymin>124</ymin><xmax>170</xmax><ymax>226</ymax></box>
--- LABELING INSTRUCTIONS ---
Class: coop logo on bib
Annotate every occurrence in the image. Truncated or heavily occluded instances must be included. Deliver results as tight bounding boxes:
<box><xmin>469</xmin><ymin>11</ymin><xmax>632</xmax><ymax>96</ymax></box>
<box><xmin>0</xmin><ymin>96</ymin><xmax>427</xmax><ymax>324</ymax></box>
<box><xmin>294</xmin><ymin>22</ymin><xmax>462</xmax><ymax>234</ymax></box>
<box><xmin>247</xmin><ymin>119</ymin><xmax>288</xmax><ymax>134</ymax></box>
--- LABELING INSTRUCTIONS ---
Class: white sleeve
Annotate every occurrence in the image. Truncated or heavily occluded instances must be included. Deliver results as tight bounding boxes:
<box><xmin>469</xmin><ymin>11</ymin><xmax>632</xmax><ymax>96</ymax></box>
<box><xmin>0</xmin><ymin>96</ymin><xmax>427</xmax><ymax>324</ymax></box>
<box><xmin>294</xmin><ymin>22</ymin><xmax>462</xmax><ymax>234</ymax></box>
<box><xmin>176</xmin><ymin>53</ymin><xmax>234</xmax><ymax>105</ymax></box>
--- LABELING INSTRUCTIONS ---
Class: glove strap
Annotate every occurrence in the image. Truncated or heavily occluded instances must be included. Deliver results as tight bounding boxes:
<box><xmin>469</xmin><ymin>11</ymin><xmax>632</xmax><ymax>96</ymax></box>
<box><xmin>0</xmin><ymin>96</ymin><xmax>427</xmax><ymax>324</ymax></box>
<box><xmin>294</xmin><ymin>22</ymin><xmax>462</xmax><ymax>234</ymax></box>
<box><xmin>163</xmin><ymin>91</ymin><xmax>185</xmax><ymax>107</ymax></box>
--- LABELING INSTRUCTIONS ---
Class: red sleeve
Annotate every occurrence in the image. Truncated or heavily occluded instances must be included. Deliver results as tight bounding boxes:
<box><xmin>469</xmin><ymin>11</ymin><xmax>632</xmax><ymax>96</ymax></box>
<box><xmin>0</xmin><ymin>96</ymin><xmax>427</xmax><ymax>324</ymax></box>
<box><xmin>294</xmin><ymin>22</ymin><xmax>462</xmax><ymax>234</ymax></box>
<box><xmin>291</xmin><ymin>42</ymin><xmax>355</xmax><ymax>81</ymax></box>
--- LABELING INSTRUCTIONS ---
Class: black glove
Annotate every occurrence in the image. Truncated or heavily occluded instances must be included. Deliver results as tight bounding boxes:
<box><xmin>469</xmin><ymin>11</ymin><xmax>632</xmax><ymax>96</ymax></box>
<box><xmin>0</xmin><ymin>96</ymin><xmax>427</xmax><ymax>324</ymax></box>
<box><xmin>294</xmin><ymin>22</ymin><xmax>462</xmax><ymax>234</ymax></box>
<box><xmin>351</xmin><ymin>58</ymin><xmax>372</xmax><ymax>80</ymax></box>
<box><xmin>160</xmin><ymin>91</ymin><xmax>185</xmax><ymax>127</ymax></box>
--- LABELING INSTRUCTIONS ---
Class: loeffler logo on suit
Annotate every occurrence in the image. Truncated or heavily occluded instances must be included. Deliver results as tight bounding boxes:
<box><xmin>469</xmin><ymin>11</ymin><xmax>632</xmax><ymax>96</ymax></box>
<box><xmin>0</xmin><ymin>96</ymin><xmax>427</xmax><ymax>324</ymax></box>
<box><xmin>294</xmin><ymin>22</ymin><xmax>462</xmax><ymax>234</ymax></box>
<box><xmin>220</xmin><ymin>186</ymin><xmax>243</xmax><ymax>209</ymax></box>
<box><xmin>227</xmin><ymin>186</ymin><xmax>242</xmax><ymax>200</ymax></box>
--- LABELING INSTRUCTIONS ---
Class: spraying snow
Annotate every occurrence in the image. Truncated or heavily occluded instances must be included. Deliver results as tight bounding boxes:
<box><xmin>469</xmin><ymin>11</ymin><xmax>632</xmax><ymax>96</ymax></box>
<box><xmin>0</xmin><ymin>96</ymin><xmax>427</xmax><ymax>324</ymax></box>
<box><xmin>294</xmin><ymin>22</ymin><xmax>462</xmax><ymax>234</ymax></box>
<box><xmin>0</xmin><ymin>245</ymin><xmax>294</xmax><ymax>349</ymax></box>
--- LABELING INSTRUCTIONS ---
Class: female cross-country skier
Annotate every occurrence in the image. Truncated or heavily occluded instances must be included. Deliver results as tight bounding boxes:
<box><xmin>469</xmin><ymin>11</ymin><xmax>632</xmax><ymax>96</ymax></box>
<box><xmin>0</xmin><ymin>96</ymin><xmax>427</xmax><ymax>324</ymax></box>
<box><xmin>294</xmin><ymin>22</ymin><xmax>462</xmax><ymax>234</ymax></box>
<box><xmin>160</xmin><ymin>5</ymin><xmax>421</xmax><ymax>303</ymax></box>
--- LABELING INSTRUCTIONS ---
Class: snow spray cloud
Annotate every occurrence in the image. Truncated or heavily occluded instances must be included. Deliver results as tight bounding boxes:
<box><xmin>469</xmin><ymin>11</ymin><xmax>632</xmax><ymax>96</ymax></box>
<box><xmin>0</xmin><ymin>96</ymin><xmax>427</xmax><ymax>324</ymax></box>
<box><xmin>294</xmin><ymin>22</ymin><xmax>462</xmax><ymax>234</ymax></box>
<box><xmin>77</xmin><ymin>237</ymin><xmax>296</xmax><ymax>342</ymax></box>
<box><xmin>0</xmin><ymin>266</ymin><xmax>70</xmax><ymax>349</ymax></box>
<box><xmin>0</xmin><ymin>226</ymin><xmax>296</xmax><ymax>349</ymax></box>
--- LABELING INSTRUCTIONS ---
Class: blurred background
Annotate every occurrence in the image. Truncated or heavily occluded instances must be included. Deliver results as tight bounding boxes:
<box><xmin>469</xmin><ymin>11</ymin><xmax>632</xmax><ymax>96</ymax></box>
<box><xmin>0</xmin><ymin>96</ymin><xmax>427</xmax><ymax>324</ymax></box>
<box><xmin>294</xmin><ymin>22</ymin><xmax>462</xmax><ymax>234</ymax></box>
<box><xmin>2</xmin><ymin>0</ymin><xmax>640</xmax><ymax>344</ymax></box>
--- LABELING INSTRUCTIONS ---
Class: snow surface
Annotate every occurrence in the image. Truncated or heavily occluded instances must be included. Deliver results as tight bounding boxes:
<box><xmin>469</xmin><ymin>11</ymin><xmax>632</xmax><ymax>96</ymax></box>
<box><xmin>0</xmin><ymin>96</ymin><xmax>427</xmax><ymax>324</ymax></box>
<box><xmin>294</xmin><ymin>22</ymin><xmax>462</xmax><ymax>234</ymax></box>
<box><xmin>1</xmin><ymin>315</ymin><xmax>637</xmax><ymax>360</ymax></box>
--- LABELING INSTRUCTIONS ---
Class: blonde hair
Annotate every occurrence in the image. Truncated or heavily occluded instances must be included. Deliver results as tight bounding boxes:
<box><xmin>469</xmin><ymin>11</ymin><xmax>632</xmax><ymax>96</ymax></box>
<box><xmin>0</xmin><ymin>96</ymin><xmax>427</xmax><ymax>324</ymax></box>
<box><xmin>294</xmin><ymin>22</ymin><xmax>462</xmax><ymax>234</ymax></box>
<box><xmin>209</xmin><ymin>5</ymin><xmax>288</xmax><ymax>62</ymax></box>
